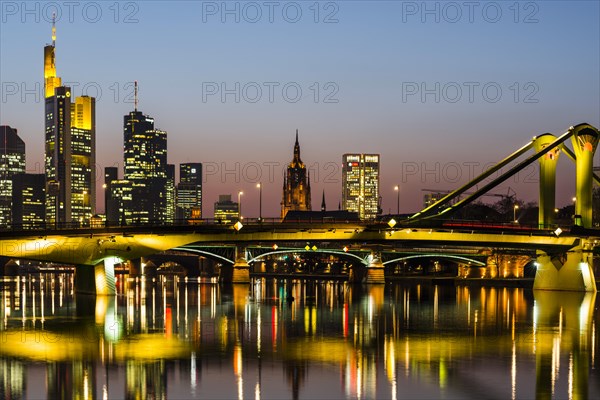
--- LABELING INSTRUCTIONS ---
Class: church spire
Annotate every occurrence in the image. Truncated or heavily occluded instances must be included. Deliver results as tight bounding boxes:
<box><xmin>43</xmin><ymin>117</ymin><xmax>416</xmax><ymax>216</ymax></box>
<box><xmin>293</xmin><ymin>129</ymin><xmax>301</xmax><ymax>163</ymax></box>
<box><xmin>321</xmin><ymin>190</ymin><xmax>326</xmax><ymax>211</ymax></box>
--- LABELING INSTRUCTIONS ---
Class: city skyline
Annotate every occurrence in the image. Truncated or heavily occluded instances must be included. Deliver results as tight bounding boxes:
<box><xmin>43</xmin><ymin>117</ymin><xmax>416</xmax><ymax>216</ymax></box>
<box><xmin>1</xmin><ymin>1</ymin><xmax>599</xmax><ymax>218</ymax></box>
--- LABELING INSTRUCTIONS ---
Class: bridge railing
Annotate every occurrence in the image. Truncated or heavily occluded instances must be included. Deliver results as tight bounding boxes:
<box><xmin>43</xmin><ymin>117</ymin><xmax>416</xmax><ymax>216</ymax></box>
<box><xmin>1</xmin><ymin>215</ymin><xmax>574</xmax><ymax>236</ymax></box>
<box><xmin>0</xmin><ymin>217</ymin><xmax>366</xmax><ymax>233</ymax></box>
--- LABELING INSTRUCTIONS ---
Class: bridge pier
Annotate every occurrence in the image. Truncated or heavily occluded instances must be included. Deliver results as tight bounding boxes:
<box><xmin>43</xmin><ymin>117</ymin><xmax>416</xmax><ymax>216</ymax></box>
<box><xmin>364</xmin><ymin>252</ymin><xmax>385</xmax><ymax>284</ymax></box>
<box><xmin>128</xmin><ymin>257</ymin><xmax>142</xmax><ymax>276</ymax></box>
<box><xmin>485</xmin><ymin>253</ymin><xmax>529</xmax><ymax>278</ymax></box>
<box><xmin>231</xmin><ymin>246</ymin><xmax>250</xmax><ymax>284</ymax></box>
<box><xmin>75</xmin><ymin>257</ymin><xmax>118</xmax><ymax>295</ymax></box>
<box><xmin>533</xmin><ymin>244</ymin><xmax>596</xmax><ymax>292</ymax></box>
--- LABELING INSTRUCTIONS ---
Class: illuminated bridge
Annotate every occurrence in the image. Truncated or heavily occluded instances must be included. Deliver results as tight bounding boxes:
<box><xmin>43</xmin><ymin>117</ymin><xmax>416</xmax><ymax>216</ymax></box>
<box><xmin>0</xmin><ymin>123</ymin><xmax>599</xmax><ymax>293</ymax></box>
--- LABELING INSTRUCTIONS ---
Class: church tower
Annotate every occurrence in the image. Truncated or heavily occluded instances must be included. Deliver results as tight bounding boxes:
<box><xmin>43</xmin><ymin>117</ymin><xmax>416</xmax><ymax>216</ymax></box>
<box><xmin>281</xmin><ymin>130</ymin><xmax>311</xmax><ymax>219</ymax></box>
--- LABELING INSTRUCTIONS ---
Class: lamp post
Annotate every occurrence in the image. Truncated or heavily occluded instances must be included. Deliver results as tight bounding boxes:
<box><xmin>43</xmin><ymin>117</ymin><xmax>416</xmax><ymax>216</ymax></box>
<box><xmin>238</xmin><ymin>191</ymin><xmax>244</xmax><ymax>220</ymax></box>
<box><xmin>394</xmin><ymin>185</ymin><xmax>399</xmax><ymax>215</ymax></box>
<box><xmin>572</xmin><ymin>196</ymin><xmax>577</xmax><ymax>216</ymax></box>
<box><xmin>513</xmin><ymin>204</ymin><xmax>519</xmax><ymax>223</ymax></box>
<box><xmin>256</xmin><ymin>183</ymin><xmax>262</xmax><ymax>222</ymax></box>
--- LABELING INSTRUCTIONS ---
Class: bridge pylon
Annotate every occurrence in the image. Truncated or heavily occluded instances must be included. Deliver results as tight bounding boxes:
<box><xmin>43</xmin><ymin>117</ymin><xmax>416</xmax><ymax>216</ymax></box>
<box><xmin>533</xmin><ymin>241</ymin><xmax>596</xmax><ymax>292</ymax></box>
<box><xmin>571</xmin><ymin>125</ymin><xmax>599</xmax><ymax>227</ymax></box>
<box><xmin>534</xmin><ymin>134</ymin><xmax>560</xmax><ymax>228</ymax></box>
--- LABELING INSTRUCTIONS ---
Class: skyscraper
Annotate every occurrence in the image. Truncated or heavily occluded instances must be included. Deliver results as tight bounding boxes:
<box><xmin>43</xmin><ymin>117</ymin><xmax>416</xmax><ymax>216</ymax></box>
<box><xmin>44</xmin><ymin>19</ymin><xmax>96</xmax><ymax>225</ymax></box>
<box><xmin>70</xmin><ymin>96</ymin><xmax>96</xmax><ymax>224</ymax></box>
<box><xmin>342</xmin><ymin>154</ymin><xmax>381</xmax><ymax>220</ymax></box>
<box><xmin>0</xmin><ymin>126</ymin><xmax>26</xmax><ymax>227</ymax></box>
<box><xmin>281</xmin><ymin>130</ymin><xmax>311</xmax><ymax>219</ymax></box>
<box><xmin>122</xmin><ymin>89</ymin><xmax>168</xmax><ymax>224</ymax></box>
<box><xmin>45</xmin><ymin>84</ymin><xmax>71</xmax><ymax>225</ymax></box>
<box><xmin>176</xmin><ymin>163</ymin><xmax>202</xmax><ymax>220</ymax></box>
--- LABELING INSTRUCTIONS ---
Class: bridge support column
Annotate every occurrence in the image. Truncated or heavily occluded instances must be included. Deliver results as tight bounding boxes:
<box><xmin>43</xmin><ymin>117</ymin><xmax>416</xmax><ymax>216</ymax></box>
<box><xmin>533</xmin><ymin>244</ymin><xmax>596</xmax><ymax>292</ymax></box>
<box><xmin>232</xmin><ymin>246</ymin><xmax>250</xmax><ymax>284</ymax></box>
<box><xmin>128</xmin><ymin>257</ymin><xmax>143</xmax><ymax>276</ymax></box>
<box><xmin>364</xmin><ymin>252</ymin><xmax>385</xmax><ymax>284</ymax></box>
<box><xmin>75</xmin><ymin>257</ymin><xmax>118</xmax><ymax>295</ymax></box>
<box><xmin>534</xmin><ymin>134</ymin><xmax>560</xmax><ymax>228</ymax></box>
<box><xmin>571</xmin><ymin>125</ymin><xmax>599</xmax><ymax>228</ymax></box>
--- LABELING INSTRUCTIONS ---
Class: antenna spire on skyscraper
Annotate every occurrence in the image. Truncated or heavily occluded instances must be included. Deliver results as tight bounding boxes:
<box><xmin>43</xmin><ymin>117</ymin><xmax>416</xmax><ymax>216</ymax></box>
<box><xmin>134</xmin><ymin>81</ymin><xmax>138</xmax><ymax>112</ymax></box>
<box><xmin>52</xmin><ymin>12</ymin><xmax>56</xmax><ymax>46</ymax></box>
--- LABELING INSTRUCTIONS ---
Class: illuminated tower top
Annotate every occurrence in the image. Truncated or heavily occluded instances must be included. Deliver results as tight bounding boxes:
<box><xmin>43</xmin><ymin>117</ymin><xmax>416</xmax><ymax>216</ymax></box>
<box><xmin>44</xmin><ymin>13</ymin><xmax>61</xmax><ymax>98</ymax></box>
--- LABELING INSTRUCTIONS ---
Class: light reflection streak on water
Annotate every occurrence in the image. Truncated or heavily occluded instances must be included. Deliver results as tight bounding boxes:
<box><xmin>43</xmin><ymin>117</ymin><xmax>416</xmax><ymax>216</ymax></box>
<box><xmin>1</xmin><ymin>275</ymin><xmax>600</xmax><ymax>399</ymax></box>
<box><xmin>568</xmin><ymin>352</ymin><xmax>574</xmax><ymax>400</ymax></box>
<box><xmin>511</xmin><ymin>342</ymin><xmax>516</xmax><ymax>400</ymax></box>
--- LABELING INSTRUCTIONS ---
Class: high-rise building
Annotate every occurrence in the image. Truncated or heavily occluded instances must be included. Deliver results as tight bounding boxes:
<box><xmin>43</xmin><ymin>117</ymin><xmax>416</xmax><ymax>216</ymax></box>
<box><xmin>166</xmin><ymin>164</ymin><xmax>175</xmax><ymax>224</ymax></box>
<box><xmin>70</xmin><ymin>96</ymin><xmax>96</xmax><ymax>224</ymax></box>
<box><xmin>214</xmin><ymin>194</ymin><xmax>239</xmax><ymax>224</ymax></box>
<box><xmin>0</xmin><ymin>126</ymin><xmax>26</xmax><ymax>227</ymax></box>
<box><xmin>342</xmin><ymin>154</ymin><xmax>381</xmax><ymax>220</ymax></box>
<box><xmin>45</xmin><ymin>84</ymin><xmax>72</xmax><ymax>225</ymax></box>
<box><xmin>104</xmin><ymin>167</ymin><xmax>119</xmax><ymax>225</ymax></box>
<box><xmin>281</xmin><ymin>130</ymin><xmax>311</xmax><ymax>219</ymax></box>
<box><xmin>123</xmin><ymin>103</ymin><xmax>168</xmax><ymax>224</ymax></box>
<box><xmin>43</xmin><ymin>19</ymin><xmax>96</xmax><ymax>225</ymax></box>
<box><xmin>11</xmin><ymin>174</ymin><xmax>46</xmax><ymax>229</ymax></box>
<box><xmin>176</xmin><ymin>163</ymin><xmax>202</xmax><ymax>220</ymax></box>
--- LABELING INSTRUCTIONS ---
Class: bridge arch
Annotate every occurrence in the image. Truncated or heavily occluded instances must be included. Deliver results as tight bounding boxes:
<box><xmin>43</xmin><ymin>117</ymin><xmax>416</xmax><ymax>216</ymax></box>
<box><xmin>247</xmin><ymin>249</ymin><xmax>369</xmax><ymax>265</ymax></box>
<box><xmin>172</xmin><ymin>247</ymin><xmax>235</xmax><ymax>265</ymax></box>
<box><xmin>383</xmin><ymin>254</ymin><xmax>486</xmax><ymax>267</ymax></box>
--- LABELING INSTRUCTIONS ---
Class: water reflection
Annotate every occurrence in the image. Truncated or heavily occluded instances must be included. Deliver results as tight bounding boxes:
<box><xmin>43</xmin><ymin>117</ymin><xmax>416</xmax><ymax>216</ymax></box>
<box><xmin>1</xmin><ymin>274</ymin><xmax>599</xmax><ymax>399</ymax></box>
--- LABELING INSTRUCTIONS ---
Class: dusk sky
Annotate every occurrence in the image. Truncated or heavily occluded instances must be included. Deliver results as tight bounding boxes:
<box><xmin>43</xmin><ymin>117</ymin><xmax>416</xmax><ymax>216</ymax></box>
<box><xmin>1</xmin><ymin>1</ymin><xmax>599</xmax><ymax>218</ymax></box>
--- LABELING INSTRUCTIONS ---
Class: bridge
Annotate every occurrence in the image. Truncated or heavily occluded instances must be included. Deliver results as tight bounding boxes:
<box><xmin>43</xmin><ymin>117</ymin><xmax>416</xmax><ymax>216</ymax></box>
<box><xmin>0</xmin><ymin>123</ymin><xmax>598</xmax><ymax>293</ymax></box>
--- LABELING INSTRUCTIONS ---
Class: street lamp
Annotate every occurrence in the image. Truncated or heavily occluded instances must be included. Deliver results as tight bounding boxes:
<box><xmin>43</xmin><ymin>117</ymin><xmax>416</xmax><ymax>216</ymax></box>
<box><xmin>394</xmin><ymin>185</ymin><xmax>400</xmax><ymax>215</ymax></box>
<box><xmin>256</xmin><ymin>183</ymin><xmax>262</xmax><ymax>222</ymax></box>
<box><xmin>238</xmin><ymin>191</ymin><xmax>244</xmax><ymax>220</ymax></box>
<box><xmin>513</xmin><ymin>204</ymin><xmax>519</xmax><ymax>223</ymax></box>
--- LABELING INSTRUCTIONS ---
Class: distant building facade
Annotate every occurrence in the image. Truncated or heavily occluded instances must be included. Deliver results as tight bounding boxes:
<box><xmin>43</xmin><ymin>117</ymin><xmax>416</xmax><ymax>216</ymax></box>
<box><xmin>104</xmin><ymin>167</ymin><xmax>119</xmax><ymax>225</ymax></box>
<box><xmin>166</xmin><ymin>164</ymin><xmax>175</xmax><ymax>224</ymax></box>
<box><xmin>12</xmin><ymin>174</ymin><xmax>46</xmax><ymax>229</ymax></box>
<box><xmin>0</xmin><ymin>126</ymin><xmax>26</xmax><ymax>227</ymax></box>
<box><xmin>281</xmin><ymin>131</ymin><xmax>311</xmax><ymax>219</ymax></box>
<box><xmin>176</xmin><ymin>163</ymin><xmax>202</xmax><ymax>220</ymax></box>
<box><xmin>342</xmin><ymin>154</ymin><xmax>380</xmax><ymax>220</ymax></box>
<box><xmin>214</xmin><ymin>194</ymin><xmax>239</xmax><ymax>224</ymax></box>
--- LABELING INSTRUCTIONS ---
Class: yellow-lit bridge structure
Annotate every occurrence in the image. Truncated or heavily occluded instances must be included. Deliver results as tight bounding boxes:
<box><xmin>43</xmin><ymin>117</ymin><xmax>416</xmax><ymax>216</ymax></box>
<box><xmin>0</xmin><ymin>124</ymin><xmax>598</xmax><ymax>293</ymax></box>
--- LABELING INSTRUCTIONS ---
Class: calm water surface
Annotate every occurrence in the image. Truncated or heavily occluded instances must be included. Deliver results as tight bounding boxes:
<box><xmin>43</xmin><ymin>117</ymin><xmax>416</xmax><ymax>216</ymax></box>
<box><xmin>1</xmin><ymin>274</ymin><xmax>599</xmax><ymax>399</ymax></box>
